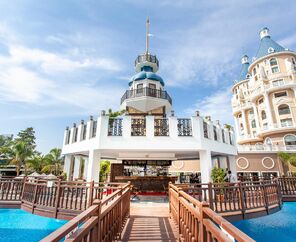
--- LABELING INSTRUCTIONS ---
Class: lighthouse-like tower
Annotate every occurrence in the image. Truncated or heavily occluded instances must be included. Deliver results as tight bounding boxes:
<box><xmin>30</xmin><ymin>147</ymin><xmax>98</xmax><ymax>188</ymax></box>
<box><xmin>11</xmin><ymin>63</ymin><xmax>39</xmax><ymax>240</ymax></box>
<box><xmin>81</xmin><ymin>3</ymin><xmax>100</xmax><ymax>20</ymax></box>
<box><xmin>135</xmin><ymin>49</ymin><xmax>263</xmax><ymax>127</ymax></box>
<box><xmin>120</xmin><ymin>18</ymin><xmax>172</xmax><ymax>116</ymax></box>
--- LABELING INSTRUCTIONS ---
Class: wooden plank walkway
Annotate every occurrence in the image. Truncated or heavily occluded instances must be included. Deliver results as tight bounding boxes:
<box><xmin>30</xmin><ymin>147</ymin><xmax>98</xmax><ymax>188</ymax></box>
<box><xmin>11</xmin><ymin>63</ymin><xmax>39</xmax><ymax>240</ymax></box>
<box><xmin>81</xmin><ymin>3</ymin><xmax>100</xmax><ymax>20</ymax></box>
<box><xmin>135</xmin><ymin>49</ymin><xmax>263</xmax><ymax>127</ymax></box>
<box><xmin>120</xmin><ymin>202</ymin><xmax>179</xmax><ymax>241</ymax></box>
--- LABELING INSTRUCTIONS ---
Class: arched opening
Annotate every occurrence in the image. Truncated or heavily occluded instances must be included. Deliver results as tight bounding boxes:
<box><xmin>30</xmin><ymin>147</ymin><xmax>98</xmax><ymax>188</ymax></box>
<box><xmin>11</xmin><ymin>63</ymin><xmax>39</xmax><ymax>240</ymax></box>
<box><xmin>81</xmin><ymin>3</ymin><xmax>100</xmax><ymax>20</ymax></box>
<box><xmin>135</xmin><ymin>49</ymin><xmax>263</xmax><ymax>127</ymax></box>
<box><xmin>265</xmin><ymin>137</ymin><xmax>273</xmax><ymax>150</ymax></box>
<box><xmin>251</xmin><ymin>120</ymin><xmax>256</xmax><ymax>128</ymax></box>
<box><xmin>284</xmin><ymin>134</ymin><xmax>296</xmax><ymax>150</ymax></box>
<box><xmin>278</xmin><ymin>104</ymin><xmax>291</xmax><ymax>115</ymax></box>
<box><xmin>261</xmin><ymin>110</ymin><xmax>266</xmax><ymax>120</ymax></box>
<box><xmin>270</xmin><ymin>58</ymin><xmax>279</xmax><ymax>73</ymax></box>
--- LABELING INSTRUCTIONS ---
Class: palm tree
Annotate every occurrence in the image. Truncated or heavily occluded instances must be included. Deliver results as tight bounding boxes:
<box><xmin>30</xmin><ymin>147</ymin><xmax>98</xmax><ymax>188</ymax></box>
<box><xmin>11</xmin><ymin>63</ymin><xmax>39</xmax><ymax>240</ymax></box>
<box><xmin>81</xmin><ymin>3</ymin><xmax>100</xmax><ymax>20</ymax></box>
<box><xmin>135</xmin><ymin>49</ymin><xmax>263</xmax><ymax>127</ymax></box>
<box><xmin>10</xmin><ymin>140</ymin><xmax>33</xmax><ymax>176</ymax></box>
<box><xmin>27</xmin><ymin>153</ymin><xmax>47</xmax><ymax>174</ymax></box>
<box><xmin>43</xmin><ymin>148</ymin><xmax>63</xmax><ymax>175</ymax></box>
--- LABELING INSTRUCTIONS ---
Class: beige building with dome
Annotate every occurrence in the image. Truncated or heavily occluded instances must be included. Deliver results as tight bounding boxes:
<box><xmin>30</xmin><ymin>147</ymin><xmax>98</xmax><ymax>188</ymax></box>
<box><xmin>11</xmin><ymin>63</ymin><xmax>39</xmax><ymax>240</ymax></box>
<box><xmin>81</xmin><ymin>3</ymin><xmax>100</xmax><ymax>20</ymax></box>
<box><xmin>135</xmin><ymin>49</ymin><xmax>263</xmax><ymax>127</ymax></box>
<box><xmin>232</xmin><ymin>27</ymin><xmax>296</xmax><ymax>178</ymax></box>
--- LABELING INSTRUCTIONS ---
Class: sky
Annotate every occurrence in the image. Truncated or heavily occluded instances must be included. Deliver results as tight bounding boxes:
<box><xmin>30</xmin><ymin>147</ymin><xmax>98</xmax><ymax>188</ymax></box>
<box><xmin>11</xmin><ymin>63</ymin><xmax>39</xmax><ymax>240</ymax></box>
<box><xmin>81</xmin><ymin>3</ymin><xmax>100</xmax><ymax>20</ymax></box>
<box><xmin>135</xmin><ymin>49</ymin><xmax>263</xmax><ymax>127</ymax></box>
<box><xmin>0</xmin><ymin>0</ymin><xmax>296</xmax><ymax>153</ymax></box>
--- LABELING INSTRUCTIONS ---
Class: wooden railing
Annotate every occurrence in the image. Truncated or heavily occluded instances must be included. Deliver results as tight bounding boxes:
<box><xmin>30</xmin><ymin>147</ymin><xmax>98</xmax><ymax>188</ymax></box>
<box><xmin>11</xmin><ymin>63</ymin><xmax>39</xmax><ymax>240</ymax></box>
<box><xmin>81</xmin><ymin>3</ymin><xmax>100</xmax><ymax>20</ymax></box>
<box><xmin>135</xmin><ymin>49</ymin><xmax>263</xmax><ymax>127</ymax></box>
<box><xmin>41</xmin><ymin>183</ymin><xmax>130</xmax><ymax>242</ymax></box>
<box><xmin>278</xmin><ymin>177</ymin><xmax>296</xmax><ymax>200</ymax></box>
<box><xmin>21</xmin><ymin>179</ymin><xmax>126</xmax><ymax>219</ymax></box>
<box><xmin>169</xmin><ymin>183</ymin><xmax>254</xmax><ymax>242</ymax></box>
<box><xmin>0</xmin><ymin>178</ymin><xmax>24</xmax><ymax>201</ymax></box>
<box><xmin>179</xmin><ymin>180</ymin><xmax>282</xmax><ymax>217</ymax></box>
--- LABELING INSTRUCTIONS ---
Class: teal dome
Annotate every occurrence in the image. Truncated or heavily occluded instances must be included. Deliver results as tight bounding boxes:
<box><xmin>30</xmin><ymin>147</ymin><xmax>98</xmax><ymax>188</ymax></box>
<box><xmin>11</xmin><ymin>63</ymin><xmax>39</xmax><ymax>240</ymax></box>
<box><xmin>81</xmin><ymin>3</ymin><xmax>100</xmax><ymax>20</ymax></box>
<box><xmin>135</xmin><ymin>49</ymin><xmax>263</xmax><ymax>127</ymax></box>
<box><xmin>129</xmin><ymin>66</ymin><xmax>165</xmax><ymax>86</ymax></box>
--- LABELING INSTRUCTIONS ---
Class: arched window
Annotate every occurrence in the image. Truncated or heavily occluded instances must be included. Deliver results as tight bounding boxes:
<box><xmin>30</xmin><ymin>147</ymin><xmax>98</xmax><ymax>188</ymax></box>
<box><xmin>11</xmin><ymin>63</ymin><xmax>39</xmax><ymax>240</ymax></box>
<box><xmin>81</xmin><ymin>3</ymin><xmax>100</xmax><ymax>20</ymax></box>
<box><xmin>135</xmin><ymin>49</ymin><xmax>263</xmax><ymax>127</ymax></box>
<box><xmin>284</xmin><ymin>134</ymin><xmax>296</xmax><ymax>150</ymax></box>
<box><xmin>251</xmin><ymin>120</ymin><xmax>256</xmax><ymax>128</ymax></box>
<box><xmin>270</xmin><ymin>58</ymin><xmax>279</xmax><ymax>73</ymax></box>
<box><xmin>278</xmin><ymin>104</ymin><xmax>291</xmax><ymax>115</ymax></box>
<box><xmin>265</xmin><ymin>137</ymin><xmax>272</xmax><ymax>146</ymax></box>
<box><xmin>261</xmin><ymin>110</ymin><xmax>266</xmax><ymax>120</ymax></box>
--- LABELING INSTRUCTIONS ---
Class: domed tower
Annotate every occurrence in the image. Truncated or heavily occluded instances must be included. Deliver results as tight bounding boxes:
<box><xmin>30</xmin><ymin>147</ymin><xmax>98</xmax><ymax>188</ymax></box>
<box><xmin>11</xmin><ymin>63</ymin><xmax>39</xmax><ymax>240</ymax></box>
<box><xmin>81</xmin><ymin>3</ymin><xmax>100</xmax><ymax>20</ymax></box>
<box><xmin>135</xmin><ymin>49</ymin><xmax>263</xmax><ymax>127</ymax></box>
<box><xmin>120</xmin><ymin>18</ymin><xmax>172</xmax><ymax>116</ymax></box>
<box><xmin>232</xmin><ymin>27</ymin><xmax>296</xmax><ymax>177</ymax></box>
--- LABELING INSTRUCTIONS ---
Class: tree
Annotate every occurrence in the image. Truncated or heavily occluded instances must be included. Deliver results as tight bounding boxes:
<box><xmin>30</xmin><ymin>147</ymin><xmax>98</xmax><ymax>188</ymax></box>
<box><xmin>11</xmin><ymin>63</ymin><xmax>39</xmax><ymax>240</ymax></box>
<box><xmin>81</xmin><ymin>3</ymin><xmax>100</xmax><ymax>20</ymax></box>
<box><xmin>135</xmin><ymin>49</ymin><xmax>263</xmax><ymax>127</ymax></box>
<box><xmin>42</xmin><ymin>148</ymin><xmax>63</xmax><ymax>175</ymax></box>
<box><xmin>27</xmin><ymin>153</ymin><xmax>47</xmax><ymax>174</ymax></box>
<box><xmin>100</xmin><ymin>160</ymin><xmax>110</xmax><ymax>182</ymax></box>
<box><xmin>211</xmin><ymin>167</ymin><xmax>226</xmax><ymax>183</ymax></box>
<box><xmin>10</xmin><ymin>140</ymin><xmax>33</xmax><ymax>176</ymax></box>
<box><xmin>15</xmin><ymin>127</ymin><xmax>36</xmax><ymax>150</ymax></box>
<box><xmin>278</xmin><ymin>152</ymin><xmax>296</xmax><ymax>167</ymax></box>
<box><xmin>107</xmin><ymin>109</ymin><xmax>125</xmax><ymax>118</ymax></box>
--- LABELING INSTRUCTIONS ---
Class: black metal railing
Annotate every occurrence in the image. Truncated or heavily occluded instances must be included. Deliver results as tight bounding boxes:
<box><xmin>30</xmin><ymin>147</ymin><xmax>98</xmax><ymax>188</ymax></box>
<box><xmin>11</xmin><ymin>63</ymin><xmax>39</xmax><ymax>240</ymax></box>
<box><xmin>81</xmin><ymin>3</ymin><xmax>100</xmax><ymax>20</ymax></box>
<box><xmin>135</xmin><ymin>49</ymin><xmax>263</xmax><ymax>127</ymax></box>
<box><xmin>120</xmin><ymin>87</ymin><xmax>172</xmax><ymax>105</ymax></box>
<box><xmin>131</xmin><ymin>118</ymin><xmax>146</xmax><ymax>136</ymax></box>
<box><xmin>154</xmin><ymin>118</ymin><xmax>169</xmax><ymax>136</ymax></box>
<box><xmin>203</xmin><ymin>121</ymin><xmax>208</xmax><ymax>138</ymax></box>
<box><xmin>108</xmin><ymin>118</ymin><xmax>123</xmax><ymax>136</ymax></box>
<box><xmin>135</xmin><ymin>53</ymin><xmax>159</xmax><ymax>67</ymax></box>
<box><xmin>177</xmin><ymin>118</ymin><xmax>192</xmax><ymax>136</ymax></box>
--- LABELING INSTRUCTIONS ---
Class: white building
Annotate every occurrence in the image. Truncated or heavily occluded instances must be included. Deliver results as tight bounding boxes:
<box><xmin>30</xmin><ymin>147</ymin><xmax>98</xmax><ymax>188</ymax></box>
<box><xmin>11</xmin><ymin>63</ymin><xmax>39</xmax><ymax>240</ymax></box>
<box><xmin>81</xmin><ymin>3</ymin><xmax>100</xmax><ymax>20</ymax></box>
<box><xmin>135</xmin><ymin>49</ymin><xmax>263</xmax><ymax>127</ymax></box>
<box><xmin>62</xmin><ymin>19</ymin><xmax>237</xmax><ymax>184</ymax></box>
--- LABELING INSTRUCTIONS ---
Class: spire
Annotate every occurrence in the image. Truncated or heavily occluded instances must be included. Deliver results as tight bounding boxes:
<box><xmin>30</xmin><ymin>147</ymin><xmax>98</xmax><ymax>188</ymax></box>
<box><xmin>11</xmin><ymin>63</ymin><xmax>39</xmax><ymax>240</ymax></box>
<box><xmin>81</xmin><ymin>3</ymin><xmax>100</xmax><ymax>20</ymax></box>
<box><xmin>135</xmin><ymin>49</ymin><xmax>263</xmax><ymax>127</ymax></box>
<box><xmin>145</xmin><ymin>17</ymin><xmax>150</xmax><ymax>54</ymax></box>
<box><xmin>255</xmin><ymin>27</ymin><xmax>285</xmax><ymax>59</ymax></box>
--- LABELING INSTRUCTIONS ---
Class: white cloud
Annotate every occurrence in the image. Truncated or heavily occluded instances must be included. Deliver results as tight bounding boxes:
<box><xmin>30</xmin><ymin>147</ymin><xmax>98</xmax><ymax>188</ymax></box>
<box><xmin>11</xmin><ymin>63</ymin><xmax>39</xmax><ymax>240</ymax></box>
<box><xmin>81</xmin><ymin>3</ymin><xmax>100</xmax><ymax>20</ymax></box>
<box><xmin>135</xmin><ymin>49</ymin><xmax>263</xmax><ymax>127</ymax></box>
<box><xmin>186</xmin><ymin>87</ymin><xmax>234</xmax><ymax>125</ymax></box>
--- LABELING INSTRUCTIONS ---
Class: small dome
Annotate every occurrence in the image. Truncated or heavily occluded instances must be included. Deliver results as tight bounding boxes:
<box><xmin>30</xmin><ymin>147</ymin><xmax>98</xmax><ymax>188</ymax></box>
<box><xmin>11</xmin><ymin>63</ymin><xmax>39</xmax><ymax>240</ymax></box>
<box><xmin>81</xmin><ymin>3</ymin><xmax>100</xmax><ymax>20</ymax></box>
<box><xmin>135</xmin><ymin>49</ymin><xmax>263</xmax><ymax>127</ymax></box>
<box><xmin>129</xmin><ymin>68</ymin><xmax>164</xmax><ymax>86</ymax></box>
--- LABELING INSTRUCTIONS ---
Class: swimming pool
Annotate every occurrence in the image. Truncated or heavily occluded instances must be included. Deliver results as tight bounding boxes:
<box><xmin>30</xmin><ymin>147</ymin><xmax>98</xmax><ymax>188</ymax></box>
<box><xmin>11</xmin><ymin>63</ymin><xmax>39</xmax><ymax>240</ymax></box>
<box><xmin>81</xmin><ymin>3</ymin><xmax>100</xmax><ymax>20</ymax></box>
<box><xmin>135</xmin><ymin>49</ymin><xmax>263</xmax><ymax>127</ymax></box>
<box><xmin>0</xmin><ymin>209</ymin><xmax>67</xmax><ymax>242</ymax></box>
<box><xmin>233</xmin><ymin>202</ymin><xmax>296</xmax><ymax>242</ymax></box>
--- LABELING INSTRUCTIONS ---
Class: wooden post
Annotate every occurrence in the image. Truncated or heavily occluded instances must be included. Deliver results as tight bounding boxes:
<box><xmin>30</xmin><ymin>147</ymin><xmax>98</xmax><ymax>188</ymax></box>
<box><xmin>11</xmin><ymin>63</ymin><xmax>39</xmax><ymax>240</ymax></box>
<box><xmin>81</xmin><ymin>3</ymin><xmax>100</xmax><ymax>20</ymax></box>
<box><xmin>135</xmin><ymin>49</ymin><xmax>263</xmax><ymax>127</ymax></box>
<box><xmin>200</xmin><ymin>202</ymin><xmax>209</xmax><ymax>242</ymax></box>
<box><xmin>168</xmin><ymin>182</ymin><xmax>172</xmax><ymax>216</ymax></box>
<box><xmin>208</xmin><ymin>182</ymin><xmax>213</xmax><ymax>209</ymax></box>
<box><xmin>20</xmin><ymin>176</ymin><xmax>27</xmax><ymax>202</ymax></box>
<box><xmin>275</xmin><ymin>179</ymin><xmax>282</xmax><ymax>208</ymax></box>
<box><xmin>177</xmin><ymin>187</ymin><xmax>182</xmax><ymax>240</ymax></box>
<box><xmin>263</xmin><ymin>182</ymin><xmax>269</xmax><ymax>214</ymax></box>
<box><xmin>238</xmin><ymin>182</ymin><xmax>246</xmax><ymax>219</ymax></box>
<box><xmin>88</xmin><ymin>180</ymin><xmax>95</xmax><ymax>207</ymax></box>
<box><xmin>54</xmin><ymin>179</ymin><xmax>62</xmax><ymax>218</ymax></box>
<box><xmin>32</xmin><ymin>182</ymin><xmax>38</xmax><ymax>214</ymax></box>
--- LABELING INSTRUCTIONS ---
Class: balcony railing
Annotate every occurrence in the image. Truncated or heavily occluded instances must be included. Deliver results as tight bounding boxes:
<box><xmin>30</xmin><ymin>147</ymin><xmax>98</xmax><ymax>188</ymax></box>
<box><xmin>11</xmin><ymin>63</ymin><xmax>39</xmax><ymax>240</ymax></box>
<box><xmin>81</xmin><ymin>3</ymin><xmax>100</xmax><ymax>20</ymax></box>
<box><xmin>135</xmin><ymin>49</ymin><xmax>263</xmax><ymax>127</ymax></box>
<box><xmin>154</xmin><ymin>118</ymin><xmax>169</xmax><ymax>136</ymax></box>
<box><xmin>120</xmin><ymin>87</ymin><xmax>172</xmax><ymax>105</ymax></box>
<box><xmin>177</xmin><ymin>118</ymin><xmax>192</xmax><ymax>136</ymax></box>
<box><xmin>131</xmin><ymin>118</ymin><xmax>146</xmax><ymax>136</ymax></box>
<box><xmin>108</xmin><ymin>118</ymin><xmax>122</xmax><ymax>136</ymax></box>
<box><xmin>135</xmin><ymin>53</ymin><xmax>159</xmax><ymax>67</ymax></box>
<box><xmin>237</xmin><ymin>144</ymin><xmax>296</xmax><ymax>152</ymax></box>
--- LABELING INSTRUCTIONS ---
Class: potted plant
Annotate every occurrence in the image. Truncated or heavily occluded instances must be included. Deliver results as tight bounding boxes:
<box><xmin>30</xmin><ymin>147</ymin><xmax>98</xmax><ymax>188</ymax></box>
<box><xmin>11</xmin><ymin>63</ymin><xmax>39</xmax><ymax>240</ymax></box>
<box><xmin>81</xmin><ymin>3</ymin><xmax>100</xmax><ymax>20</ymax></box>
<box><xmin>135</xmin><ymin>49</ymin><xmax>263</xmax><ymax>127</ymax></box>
<box><xmin>211</xmin><ymin>167</ymin><xmax>226</xmax><ymax>202</ymax></box>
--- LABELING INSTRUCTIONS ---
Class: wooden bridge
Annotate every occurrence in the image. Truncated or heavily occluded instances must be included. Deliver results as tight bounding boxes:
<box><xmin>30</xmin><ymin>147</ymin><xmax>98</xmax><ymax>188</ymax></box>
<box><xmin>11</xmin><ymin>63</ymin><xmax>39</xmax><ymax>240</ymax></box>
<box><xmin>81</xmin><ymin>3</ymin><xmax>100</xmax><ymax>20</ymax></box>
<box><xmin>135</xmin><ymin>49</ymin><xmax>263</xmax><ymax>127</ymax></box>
<box><xmin>0</xmin><ymin>177</ymin><xmax>296</xmax><ymax>241</ymax></box>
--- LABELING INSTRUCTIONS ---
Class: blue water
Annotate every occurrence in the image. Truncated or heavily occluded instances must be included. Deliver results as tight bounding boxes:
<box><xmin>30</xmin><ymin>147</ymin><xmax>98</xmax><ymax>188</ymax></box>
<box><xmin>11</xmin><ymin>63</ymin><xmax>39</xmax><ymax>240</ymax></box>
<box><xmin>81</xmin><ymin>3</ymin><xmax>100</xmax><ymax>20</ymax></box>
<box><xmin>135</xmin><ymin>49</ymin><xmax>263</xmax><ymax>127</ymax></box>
<box><xmin>233</xmin><ymin>202</ymin><xmax>296</xmax><ymax>242</ymax></box>
<box><xmin>0</xmin><ymin>209</ymin><xmax>67</xmax><ymax>242</ymax></box>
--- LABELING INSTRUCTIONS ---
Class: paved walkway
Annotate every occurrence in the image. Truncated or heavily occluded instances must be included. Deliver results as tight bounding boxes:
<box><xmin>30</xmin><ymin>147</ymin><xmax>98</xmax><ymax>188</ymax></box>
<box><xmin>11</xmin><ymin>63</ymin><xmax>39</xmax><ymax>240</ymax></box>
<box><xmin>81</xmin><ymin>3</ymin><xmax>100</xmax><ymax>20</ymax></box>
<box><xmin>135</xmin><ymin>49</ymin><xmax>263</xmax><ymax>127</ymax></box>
<box><xmin>120</xmin><ymin>202</ymin><xmax>179</xmax><ymax>242</ymax></box>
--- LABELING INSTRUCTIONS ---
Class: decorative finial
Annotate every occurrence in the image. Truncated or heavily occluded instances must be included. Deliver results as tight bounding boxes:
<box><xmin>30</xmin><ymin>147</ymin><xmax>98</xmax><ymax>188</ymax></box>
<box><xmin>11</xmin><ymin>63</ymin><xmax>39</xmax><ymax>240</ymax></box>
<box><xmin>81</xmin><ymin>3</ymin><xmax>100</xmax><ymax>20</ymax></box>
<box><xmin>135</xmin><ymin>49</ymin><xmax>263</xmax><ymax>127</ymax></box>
<box><xmin>146</xmin><ymin>17</ymin><xmax>150</xmax><ymax>54</ymax></box>
<box><xmin>260</xmin><ymin>27</ymin><xmax>270</xmax><ymax>39</ymax></box>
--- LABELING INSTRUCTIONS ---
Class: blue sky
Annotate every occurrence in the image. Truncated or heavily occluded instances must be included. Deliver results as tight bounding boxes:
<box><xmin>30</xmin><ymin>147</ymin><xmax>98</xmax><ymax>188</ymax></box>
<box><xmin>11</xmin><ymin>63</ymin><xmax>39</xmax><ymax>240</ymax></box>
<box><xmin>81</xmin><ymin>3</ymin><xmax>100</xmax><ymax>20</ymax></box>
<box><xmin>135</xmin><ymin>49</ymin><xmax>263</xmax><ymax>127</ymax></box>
<box><xmin>0</xmin><ymin>0</ymin><xmax>296</xmax><ymax>153</ymax></box>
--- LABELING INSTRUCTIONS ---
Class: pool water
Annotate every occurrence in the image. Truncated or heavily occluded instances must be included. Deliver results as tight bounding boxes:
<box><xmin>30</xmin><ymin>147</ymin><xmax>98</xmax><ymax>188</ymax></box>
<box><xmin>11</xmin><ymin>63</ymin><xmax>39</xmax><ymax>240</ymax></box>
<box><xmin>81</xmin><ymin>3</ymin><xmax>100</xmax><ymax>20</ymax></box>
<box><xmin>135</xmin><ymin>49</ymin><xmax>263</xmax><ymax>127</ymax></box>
<box><xmin>0</xmin><ymin>209</ymin><xmax>67</xmax><ymax>242</ymax></box>
<box><xmin>233</xmin><ymin>202</ymin><xmax>296</xmax><ymax>242</ymax></box>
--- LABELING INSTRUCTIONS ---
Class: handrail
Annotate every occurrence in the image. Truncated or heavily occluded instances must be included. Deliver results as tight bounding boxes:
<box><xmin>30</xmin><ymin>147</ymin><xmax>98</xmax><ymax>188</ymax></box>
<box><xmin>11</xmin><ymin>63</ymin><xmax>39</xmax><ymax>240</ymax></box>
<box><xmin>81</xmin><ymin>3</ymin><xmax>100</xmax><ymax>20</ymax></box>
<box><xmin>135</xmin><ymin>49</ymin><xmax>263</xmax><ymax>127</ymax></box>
<box><xmin>169</xmin><ymin>183</ymin><xmax>255</xmax><ymax>242</ymax></box>
<box><xmin>40</xmin><ymin>200</ymin><xmax>100</xmax><ymax>242</ymax></box>
<box><xmin>41</xmin><ymin>183</ymin><xmax>131</xmax><ymax>242</ymax></box>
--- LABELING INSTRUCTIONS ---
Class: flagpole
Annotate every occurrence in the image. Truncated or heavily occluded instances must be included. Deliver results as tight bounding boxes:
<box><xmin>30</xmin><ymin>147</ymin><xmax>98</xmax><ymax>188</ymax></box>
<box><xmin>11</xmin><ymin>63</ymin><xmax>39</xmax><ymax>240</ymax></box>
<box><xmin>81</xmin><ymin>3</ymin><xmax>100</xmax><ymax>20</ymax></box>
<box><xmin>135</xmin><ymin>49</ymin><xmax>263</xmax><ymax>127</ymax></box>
<box><xmin>146</xmin><ymin>17</ymin><xmax>149</xmax><ymax>54</ymax></box>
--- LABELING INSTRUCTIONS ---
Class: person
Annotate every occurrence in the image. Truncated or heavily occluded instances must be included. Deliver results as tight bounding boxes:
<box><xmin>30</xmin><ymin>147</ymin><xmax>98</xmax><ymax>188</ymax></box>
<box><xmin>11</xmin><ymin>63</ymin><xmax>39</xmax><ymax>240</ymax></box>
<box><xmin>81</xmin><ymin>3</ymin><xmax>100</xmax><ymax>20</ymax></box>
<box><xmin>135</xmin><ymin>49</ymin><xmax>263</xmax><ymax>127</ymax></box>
<box><xmin>224</xmin><ymin>170</ymin><xmax>236</xmax><ymax>183</ymax></box>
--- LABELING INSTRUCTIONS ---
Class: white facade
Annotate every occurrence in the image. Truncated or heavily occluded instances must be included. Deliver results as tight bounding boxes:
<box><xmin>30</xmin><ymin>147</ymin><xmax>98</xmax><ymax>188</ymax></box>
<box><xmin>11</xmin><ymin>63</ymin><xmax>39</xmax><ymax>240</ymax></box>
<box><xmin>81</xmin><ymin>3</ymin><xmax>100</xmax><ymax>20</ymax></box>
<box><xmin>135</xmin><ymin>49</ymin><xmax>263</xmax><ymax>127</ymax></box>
<box><xmin>62</xmin><ymin>114</ymin><xmax>237</xmax><ymax>182</ymax></box>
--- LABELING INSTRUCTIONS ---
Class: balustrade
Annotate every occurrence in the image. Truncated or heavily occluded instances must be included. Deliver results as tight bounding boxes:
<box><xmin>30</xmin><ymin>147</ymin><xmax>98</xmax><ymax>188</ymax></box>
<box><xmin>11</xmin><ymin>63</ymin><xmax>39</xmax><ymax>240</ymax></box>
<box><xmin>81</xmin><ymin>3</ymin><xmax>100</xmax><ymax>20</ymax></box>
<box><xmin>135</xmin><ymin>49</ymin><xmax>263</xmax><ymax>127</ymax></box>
<box><xmin>108</xmin><ymin>118</ymin><xmax>122</xmax><ymax>136</ymax></box>
<box><xmin>120</xmin><ymin>87</ymin><xmax>172</xmax><ymax>104</ymax></box>
<box><xmin>177</xmin><ymin>118</ymin><xmax>192</xmax><ymax>136</ymax></box>
<box><xmin>154</xmin><ymin>118</ymin><xmax>169</xmax><ymax>136</ymax></box>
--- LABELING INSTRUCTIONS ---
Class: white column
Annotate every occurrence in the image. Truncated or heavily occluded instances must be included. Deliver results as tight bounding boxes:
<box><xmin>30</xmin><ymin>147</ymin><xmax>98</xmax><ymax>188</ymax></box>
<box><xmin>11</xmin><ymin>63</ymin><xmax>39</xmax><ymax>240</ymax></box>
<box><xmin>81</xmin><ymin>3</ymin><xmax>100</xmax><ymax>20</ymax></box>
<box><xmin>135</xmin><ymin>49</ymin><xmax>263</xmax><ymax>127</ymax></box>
<box><xmin>86</xmin><ymin>150</ymin><xmax>101</xmax><ymax>182</ymax></box>
<box><xmin>73</xmin><ymin>156</ymin><xmax>81</xmax><ymax>180</ymax></box>
<box><xmin>63</xmin><ymin>155</ymin><xmax>72</xmax><ymax>181</ymax></box>
<box><xmin>241</xmin><ymin>110</ymin><xmax>248</xmax><ymax>136</ymax></box>
<box><xmin>263</xmin><ymin>93</ymin><xmax>274</xmax><ymax>128</ymax></box>
<box><xmin>200</xmin><ymin>150</ymin><xmax>213</xmax><ymax>183</ymax></box>
<box><xmin>63</xmin><ymin>128</ymin><xmax>69</xmax><ymax>145</ymax></box>
<box><xmin>234</xmin><ymin>117</ymin><xmax>240</xmax><ymax>138</ymax></box>
<box><xmin>228</xmin><ymin>155</ymin><xmax>238</xmax><ymax>182</ymax></box>
<box><xmin>146</xmin><ymin>115</ymin><xmax>154</xmax><ymax>138</ymax></box>
<box><xmin>122</xmin><ymin>115</ymin><xmax>131</xmax><ymax>138</ymax></box>
<box><xmin>252</xmin><ymin>103</ymin><xmax>260</xmax><ymax>133</ymax></box>
<box><xmin>83</xmin><ymin>158</ymin><xmax>89</xmax><ymax>179</ymax></box>
<box><xmin>168</xmin><ymin>116</ymin><xmax>178</xmax><ymax>138</ymax></box>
